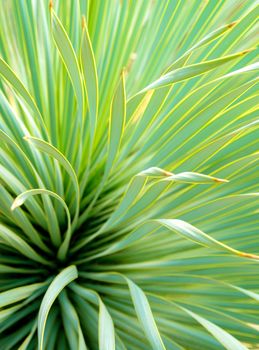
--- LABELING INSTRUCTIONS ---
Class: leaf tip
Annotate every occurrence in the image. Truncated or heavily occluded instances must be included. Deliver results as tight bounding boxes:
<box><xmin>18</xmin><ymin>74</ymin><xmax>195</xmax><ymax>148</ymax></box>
<box><xmin>238</xmin><ymin>252</ymin><xmax>259</xmax><ymax>260</ymax></box>
<box><xmin>121</xmin><ymin>67</ymin><xmax>126</xmax><ymax>80</ymax></box>
<box><xmin>10</xmin><ymin>203</ymin><xmax>16</xmax><ymax>211</ymax></box>
<box><xmin>125</xmin><ymin>52</ymin><xmax>137</xmax><ymax>74</ymax></box>
<box><xmin>82</xmin><ymin>15</ymin><xmax>86</xmax><ymax>29</ymax></box>
<box><xmin>214</xmin><ymin>177</ymin><xmax>229</xmax><ymax>183</ymax></box>
<box><xmin>240</xmin><ymin>48</ymin><xmax>254</xmax><ymax>55</ymax></box>
<box><xmin>23</xmin><ymin>135</ymin><xmax>31</xmax><ymax>141</ymax></box>
<box><xmin>228</xmin><ymin>21</ymin><xmax>238</xmax><ymax>28</ymax></box>
<box><xmin>49</xmin><ymin>0</ymin><xmax>53</xmax><ymax>10</ymax></box>
<box><xmin>11</xmin><ymin>199</ymin><xmax>23</xmax><ymax>211</ymax></box>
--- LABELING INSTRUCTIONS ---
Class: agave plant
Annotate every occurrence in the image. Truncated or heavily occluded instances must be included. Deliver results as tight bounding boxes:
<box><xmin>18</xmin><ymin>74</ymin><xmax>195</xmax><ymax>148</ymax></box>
<box><xmin>0</xmin><ymin>0</ymin><xmax>258</xmax><ymax>349</ymax></box>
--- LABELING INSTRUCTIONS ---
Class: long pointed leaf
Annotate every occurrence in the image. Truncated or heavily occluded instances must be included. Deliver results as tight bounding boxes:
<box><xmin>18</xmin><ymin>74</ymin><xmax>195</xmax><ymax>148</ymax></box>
<box><xmin>38</xmin><ymin>266</ymin><xmax>78</xmax><ymax>350</ymax></box>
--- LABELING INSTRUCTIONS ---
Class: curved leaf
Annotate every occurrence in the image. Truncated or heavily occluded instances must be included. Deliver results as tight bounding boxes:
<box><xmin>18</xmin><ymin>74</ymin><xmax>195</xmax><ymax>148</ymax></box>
<box><xmin>11</xmin><ymin>189</ymin><xmax>72</xmax><ymax>261</ymax></box>
<box><xmin>138</xmin><ymin>50</ymin><xmax>253</xmax><ymax>94</ymax></box>
<box><xmin>38</xmin><ymin>266</ymin><xmax>78</xmax><ymax>350</ymax></box>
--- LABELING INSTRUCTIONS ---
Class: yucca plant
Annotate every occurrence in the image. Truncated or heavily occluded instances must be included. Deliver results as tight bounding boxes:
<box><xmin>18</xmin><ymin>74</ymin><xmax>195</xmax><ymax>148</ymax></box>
<box><xmin>0</xmin><ymin>0</ymin><xmax>258</xmax><ymax>349</ymax></box>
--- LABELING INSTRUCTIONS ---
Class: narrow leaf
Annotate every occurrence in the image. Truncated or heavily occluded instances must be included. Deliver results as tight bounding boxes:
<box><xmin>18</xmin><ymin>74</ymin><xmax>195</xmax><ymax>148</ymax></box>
<box><xmin>0</xmin><ymin>224</ymin><xmax>51</xmax><ymax>266</ymax></box>
<box><xmin>50</xmin><ymin>7</ymin><xmax>84</xmax><ymax>117</ymax></box>
<box><xmin>0</xmin><ymin>57</ymin><xmax>47</xmax><ymax>136</ymax></box>
<box><xmin>181</xmin><ymin>307</ymin><xmax>248</xmax><ymax>350</ymax></box>
<box><xmin>18</xmin><ymin>322</ymin><xmax>37</xmax><ymax>350</ymax></box>
<box><xmin>38</xmin><ymin>266</ymin><xmax>78</xmax><ymax>350</ymax></box>
<box><xmin>0</xmin><ymin>283</ymin><xmax>45</xmax><ymax>308</ymax></box>
<box><xmin>167</xmin><ymin>172</ymin><xmax>229</xmax><ymax>184</ymax></box>
<box><xmin>138</xmin><ymin>50</ymin><xmax>252</xmax><ymax>94</ymax></box>
<box><xmin>166</xmin><ymin>21</ymin><xmax>237</xmax><ymax>71</ymax></box>
<box><xmin>81</xmin><ymin>17</ymin><xmax>99</xmax><ymax>143</ymax></box>
<box><xmin>157</xmin><ymin>219</ymin><xmax>259</xmax><ymax>259</ymax></box>
<box><xmin>139</xmin><ymin>167</ymin><xmax>173</xmax><ymax>177</ymax></box>
<box><xmin>105</xmin><ymin>72</ymin><xmax>126</xmax><ymax>176</ymax></box>
<box><xmin>59</xmin><ymin>291</ymin><xmax>87</xmax><ymax>350</ymax></box>
<box><xmin>99</xmin><ymin>300</ymin><xmax>115</xmax><ymax>350</ymax></box>
<box><xmin>126</xmin><ymin>278</ymin><xmax>166</xmax><ymax>350</ymax></box>
<box><xmin>69</xmin><ymin>284</ymin><xmax>115</xmax><ymax>350</ymax></box>
<box><xmin>24</xmin><ymin>136</ymin><xmax>80</xmax><ymax>223</ymax></box>
<box><xmin>11</xmin><ymin>189</ymin><xmax>72</xmax><ymax>261</ymax></box>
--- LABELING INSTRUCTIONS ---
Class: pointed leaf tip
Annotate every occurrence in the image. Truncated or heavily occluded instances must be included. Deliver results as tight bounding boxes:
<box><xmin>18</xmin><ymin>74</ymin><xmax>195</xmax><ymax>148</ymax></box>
<box><xmin>238</xmin><ymin>252</ymin><xmax>259</xmax><ymax>260</ymax></box>
<box><xmin>213</xmin><ymin>177</ymin><xmax>229</xmax><ymax>183</ymax></box>
<box><xmin>167</xmin><ymin>172</ymin><xmax>229</xmax><ymax>184</ymax></box>
<box><xmin>10</xmin><ymin>204</ymin><xmax>16</xmax><ymax>211</ymax></box>
<box><xmin>10</xmin><ymin>203</ymin><xmax>17</xmax><ymax>211</ymax></box>
<box><xmin>11</xmin><ymin>198</ymin><xmax>24</xmax><ymax>211</ymax></box>
<box><xmin>82</xmin><ymin>15</ymin><xmax>86</xmax><ymax>29</ymax></box>
<box><xmin>138</xmin><ymin>167</ymin><xmax>173</xmax><ymax>177</ymax></box>
<box><xmin>228</xmin><ymin>20</ymin><xmax>238</xmax><ymax>28</ymax></box>
<box><xmin>241</xmin><ymin>48</ymin><xmax>254</xmax><ymax>55</ymax></box>
<box><xmin>23</xmin><ymin>135</ymin><xmax>31</xmax><ymax>141</ymax></box>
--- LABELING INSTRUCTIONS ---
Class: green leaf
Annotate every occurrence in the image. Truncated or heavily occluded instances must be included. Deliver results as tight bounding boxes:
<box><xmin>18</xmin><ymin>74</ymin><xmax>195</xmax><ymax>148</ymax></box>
<box><xmin>24</xmin><ymin>136</ymin><xmax>80</xmax><ymax>225</ymax></box>
<box><xmin>0</xmin><ymin>304</ymin><xmax>21</xmax><ymax>323</ymax></box>
<box><xmin>231</xmin><ymin>286</ymin><xmax>259</xmax><ymax>302</ymax></box>
<box><xmin>180</xmin><ymin>306</ymin><xmax>248</xmax><ymax>350</ymax></box>
<box><xmin>95</xmin><ymin>175</ymin><xmax>147</xmax><ymax>236</ymax></box>
<box><xmin>166</xmin><ymin>21</ymin><xmax>237</xmax><ymax>71</ymax></box>
<box><xmin>126</xmin><ymin>278</ymin><xmax>166</xmax><ymax>350</ymax></box>
<box><xmin>69</xmin><ymin>283</ymin><xmax>116</xmax><ymax>350</ymax></box>
<box><xmin>11</xmin><ymin>189</ymin><xmax>72</xmax><ymax>261</ymax></box>
<box><xmin>0</xmin><ymin>130</ymin><xmax>63</xmax><ymax>248</ymax></box>
<box><xmin>166</xmin><ymin>172</ymin><xmax>229</xmax><ymax>184</ymax></box>
<box><xmin>38</xmin><ymin>266</ymin><xmax>78</xmax><ymax>350</ymax></box>
<box><xmin>0</xmin><ymin>57</ymin><xmax>47</xmax><ymax>137</ymax></box>
<box><xmin>59</xmin><ymin>291</ymin><xmax>87</xmax><ymax>350</ymax></box>
<box><xmin>50</xmin><ymin>7</ymin><xmax>84</xmax><ymax>118</ymax></box>
<box><xmin>138</xmin><ymin>167</ymin><xmax>173</xmax><ymax>177</ymax></box>
<box><xmin>17</xmin><ymin>321</ymin><xmax>37</xmax><ymax>350</ymax></box>
<box><xmin>99</xmin><ymin>300</ymin><xmax>115</xmax><ymax>350</ymax></box>
<box><xmin>81</xmin><ymin>18</ymin><xmax>99</xmax><ymax>144</ymax></box>
<box><xmin>0</xmin><ymin>282</ymin><xmax>45</xmax><ymax>308</ymax></box>
<box><xmin>0</xmin><ymin>2</ymin><xmax>258</xmax><ymax>349</ymax></box>
<box><xmin>139</xmin><ymin>168</ymin><xmax>229</xmax><ymax>183</ymax></box>
<box><xmin>0</xmin><ymin>224</ymin><xmax>51</xmax><ymax>266</ymax></box>
<box><xmin>157</xmin><ymin>219</ymin><xmax>259</xmax><ymax>259</ymax></box>
<box><xmin>105</xmin><ymin>71</ymin><xmax>126</xmax><ymax>176</ymax></box>
<box><xmin>138</xmin><ymin>50</ymin><xmax>252</xmax><ymax>94</ymax></box>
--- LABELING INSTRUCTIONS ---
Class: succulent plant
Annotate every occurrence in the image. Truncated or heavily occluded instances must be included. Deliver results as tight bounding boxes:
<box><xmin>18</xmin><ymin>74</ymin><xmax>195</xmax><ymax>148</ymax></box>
<box><xmin>0</xmin><ymin>1</ymin><xmax>258</xmax><ymax>349</ymax></box>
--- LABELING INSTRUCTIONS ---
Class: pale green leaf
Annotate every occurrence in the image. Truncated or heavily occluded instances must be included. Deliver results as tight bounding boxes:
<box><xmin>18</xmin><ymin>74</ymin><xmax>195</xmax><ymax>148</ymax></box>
<box><xmin>166</xmin><ymin>172</ymin><xmax>229</xmax><ymax>184</ymax></box>
<box><xmin>38</xmin><ymin>266</ymin><xmax>78</xmax><ymax>350</ymax></box>
<box><xmin>138</xmin><ymin>50</ymin><xmax>252</xmax><ymax>94</ymax></box>
<box><xmin>11</xmin><ymin>189</ymin><xmax>72</xmax><ymax>261</ymax></box>
<box><xmin>138</xmin><ymin>167</ymin><xmax>173</xmax><ymax>177</ymax></box>
<box><xmin>99</xmin><ymin>300</ymin><xmax>115</xmax><ymax>350</ymax></box>
<box><xmin>0</xmin><ymin>224</ymin><xmax>51</xmax><ymax>266</ymax></box>
<box><xmin>167</xmin><ymin>21</ymin><xmax>237</xmax><ymax>71</ymax></box>
<box><xmin>59</xmin><ymin>291</ymin><xmax>87</xmax><ymax>350</ymax></box>
<box><xmin>50</xmin><ymin>7</ymin><xmax>84</xmax><ymax>117</ymax></box>
<box><xmin>126</xmin><ymin>278</ymin><xmax>166</xmax><ymax>350</ymax></box>
<box><xmin>0</xmin><ymin>282</ymin><xmax>45</xmax><ymax>308</ymax></box>
<box><xmin>0</xmin><ymin>57</ymin><xmax>47</xmax><ymax>137</ymax></box>
<box><xmin>181</xmin><ymin>306</ymin><xmax>248</xmax><ymax>350</ymax></box>
<box><xmin>81</xmin><ymin>18</ymin><xmax>99</xmax><ymax>144</ymax></box>
<box><xmin>157</xmin><ymin>219</ymin><xmax>259</xmax><ymax>259</ymax></box>
<box><xmin>24</xmin><ymin>136</ymin><xmax>80</xmax><ymax>224</ymax></box>
<box><xmin>105</xmin><ymin>72</ymin><xmax>126</xmax><ymax>176</ymax></box>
